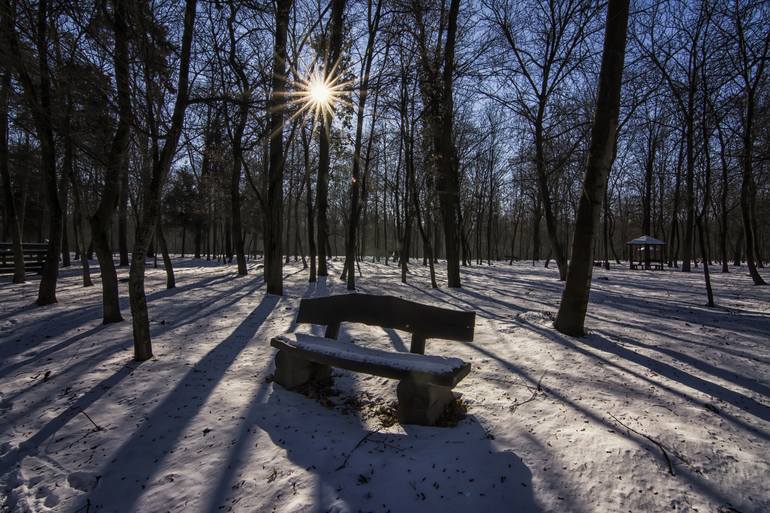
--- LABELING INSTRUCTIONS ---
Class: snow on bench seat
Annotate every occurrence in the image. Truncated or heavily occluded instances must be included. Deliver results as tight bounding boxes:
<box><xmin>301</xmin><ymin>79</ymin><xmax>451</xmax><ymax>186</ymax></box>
<box><xmin>270</xmin><ymin>333</ymin><xmax>471</xmax><ymax>388</ymax></box>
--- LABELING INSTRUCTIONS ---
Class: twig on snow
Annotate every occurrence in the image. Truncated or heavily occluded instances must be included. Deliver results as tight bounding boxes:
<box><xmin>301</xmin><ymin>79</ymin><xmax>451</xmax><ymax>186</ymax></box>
<box><xmin>80</xmin><ymin>410</ymin><xmax>103</xmax><ymax>431</ymax></box>
<box><xmin>335</xmin><ymin>427</ymin><xmax>381</xmax><ymax>471</ymax></box>
<box><xmin>510</xmin><ymin>373</ymin><xmax>546</xmax><ymax>414</ymax></box>
<box><xmin>510</xmin><ymin>388</ymin><xmax>539</xmax><ymax>415</ymax></box>
<box><xmin>608</xmin><ymin>412</ymin><xmax>682</xmax><ymax>476</ymax></box>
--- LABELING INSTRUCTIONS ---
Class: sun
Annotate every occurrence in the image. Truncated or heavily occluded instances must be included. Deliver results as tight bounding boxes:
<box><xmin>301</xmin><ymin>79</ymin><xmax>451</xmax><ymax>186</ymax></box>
<box><xmin>282</xmin><ymin>64</ymin><xmax>353</xmax><ymax>129</ymax></box>
<box><xmin>308</xmin><ymin>76</ymin><xmax>333</xmax><ymax>108</ymax></box>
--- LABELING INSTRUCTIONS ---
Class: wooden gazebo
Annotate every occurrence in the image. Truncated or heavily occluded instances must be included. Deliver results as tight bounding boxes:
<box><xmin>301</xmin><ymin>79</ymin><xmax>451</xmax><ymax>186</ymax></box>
<box><xmin>626</xmin><ymin>235</ymin><xmax>665</xmax><ymax>270</ymax></box>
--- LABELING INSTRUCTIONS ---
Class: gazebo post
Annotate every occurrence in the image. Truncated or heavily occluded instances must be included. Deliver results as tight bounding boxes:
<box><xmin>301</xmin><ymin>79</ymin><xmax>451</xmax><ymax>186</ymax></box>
<box><xmin>644</xmin><ymin>243</ymin><xmax>650</xmax><ymax>270</ymax></box>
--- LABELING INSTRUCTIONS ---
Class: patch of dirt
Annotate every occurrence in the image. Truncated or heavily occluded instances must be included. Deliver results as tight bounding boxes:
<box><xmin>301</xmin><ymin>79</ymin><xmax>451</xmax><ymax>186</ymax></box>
<box><xmin>435</xmin><ymin>397</ymin><xmax>468</xmax><ymax>427</ymax></box>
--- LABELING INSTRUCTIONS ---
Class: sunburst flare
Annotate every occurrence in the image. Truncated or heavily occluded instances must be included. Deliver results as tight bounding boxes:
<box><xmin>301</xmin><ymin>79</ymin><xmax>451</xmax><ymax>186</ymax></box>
<box><xmin>281</xmin><ymin>60</ymin><xmax>354</xmax><ymax>132</ymax></box>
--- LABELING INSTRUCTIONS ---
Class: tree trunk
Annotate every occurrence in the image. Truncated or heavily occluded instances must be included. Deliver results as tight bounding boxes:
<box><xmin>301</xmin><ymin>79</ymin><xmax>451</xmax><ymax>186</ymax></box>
<box><xmin>158</xmin><ymin>221</ymin><xmax>176</xmax><ymax>289</ymax></box>
<box><xmin>225</xmin><ymin>216</ymin><xmax>232</xmax><ymax>262</ymax></box>
<box><xmin>35</xmin><ymin>0</ymin><xmax>63</xmax><ymax>305</ymax></box>
<box><xmin>302</xmin><ymin>127</ymin><xmax>317</xmax><ymax>282</ymax></box>
<box><xmin>60</xmin><ymin>179</ymin><xmax>71</xmax><ymax>267</ymax></box>
<box><xmin>226</xmin><ymin>4</ymin><xmax>248</xmax><ymax>276</ymax></box>
<box><xmin>642</xmin><ymin>129</ymin><xmax>657</xmax><ymax>269</ymax></box>
<box><xmin>535</xmin><ymin>118</ymin><xmax>567</xmax><ymax>280</ymax></box>
<box><xmin>129</xmin><ymin>0</ymin><xmax>197</xmax><ymax>361</ymax></box>
<box><xmin>5</xmin><ymin>0</ymin><xmax>64</xmax><ymax>304</ymax></box>
<box><xmin>181</xmin><ymin>224</ymin><xmax>186</xmax><ymax>258</ymax></box>
<box><xmin>64</xmin><ymin>138</ymin><xmax>93</xmax><ymax>288</ymax></box>
<box><xmin>316</xmin><ymin>0</ymin><xmax>345</xmax><ymax>277</ymax></box>
<box><xmin>532</xmin><ymin>197</ymin><xmax>542</xmax><ymax>264</ymax></box>
<box><xmin>555</xmin><ymin>0</ymin><xmax>629</xmax><ymax>336</ymax></box>
<box><xmin>89</xmin><ymin>0</ymin><xmax>131</xmax><ymax>323</ymax></box>
<box><xmin>668</xmin><ymin>141</ymin><xmax>683</xmax><ymax>267</ymax></box>
<box><xmin>415</xmin><ymin>0</ymin><xmax>461</xmax><ymax>287</ymax></box>
<box><xmin>696</xmin><ymin>216</ymin><xmax>714</xmax><ymax>307</ymax></box>
<box><xmin>344</xmin><ymin>0</ymin><xmax>381</xmax><ymax>290</ymax></box>
<box><xmin>681</xmin><ymin>113</ymin><xmax>695</xmax><ymax>272</ymax></box>
<box><xmin>263</xmin><ymin>0</ymin><xmax>292</xmax><ymax>295</ymax></box>
<box><xmin>740</xmin><ymin>91</ymin><xmax>766</xmax><ymax>285</ymax></box>
<box><xmin>118</xmin><ymin>157</ymin><xmax>129</xmax><ymax>266</ymax></box>
<box><xmin>0</xmin><ymin>69</ymin><xmax>25</xmax><ymax>283</ymax></box>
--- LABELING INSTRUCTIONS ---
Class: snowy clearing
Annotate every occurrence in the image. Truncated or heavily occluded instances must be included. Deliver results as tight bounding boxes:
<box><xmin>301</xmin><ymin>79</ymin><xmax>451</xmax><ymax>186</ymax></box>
<box><xmin>1</xmin><ymin>259</ymin><xmax>769</xmax><ymax>513</ymax></box>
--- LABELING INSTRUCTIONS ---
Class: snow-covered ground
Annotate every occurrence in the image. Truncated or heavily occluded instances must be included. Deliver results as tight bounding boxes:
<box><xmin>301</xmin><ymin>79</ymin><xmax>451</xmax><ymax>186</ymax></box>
<box><xmin>1</xmin><ymin>258</ymin><xmax>768</xmax><ymax>513</ymax></box>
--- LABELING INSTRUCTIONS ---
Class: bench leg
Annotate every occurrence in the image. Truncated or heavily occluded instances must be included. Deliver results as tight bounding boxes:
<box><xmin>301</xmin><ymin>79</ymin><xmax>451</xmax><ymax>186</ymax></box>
<box><xmin>273</xmin><ymin>350</ymin><xmax>331</xmax><ymax>390</ymax></box>
<box><xmin>396</xmin><ymin>379</ymin><xmax>454</xmax><ymax>426</ymax></box>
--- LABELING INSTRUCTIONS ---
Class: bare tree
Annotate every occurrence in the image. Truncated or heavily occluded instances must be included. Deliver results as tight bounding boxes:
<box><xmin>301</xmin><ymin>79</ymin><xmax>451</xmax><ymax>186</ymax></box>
<box><xmin>129</xmin><ymin>0</ymin><xmax>197</xmax><ymax>361</ymax></box>
<box><xmin>316</xmin><ymin>0</ymin><xmax>346</xmax><ymax>277</ymax></box>
<box><xmin>342</xmin><ymin>0</ymin><xmax>383</xmax><ymax>290</ymax></box>
<box><xmin>89</xmin><ymin>0</ymin><xmax>132</xmax><ymax>324</ymax></box>
<box><xmin>486</xmin><ymin>0</ymin><xmax>599</xmax><ymax>280</ymax></box>
<box><xmin>412</xmin><ymin>0</ymin><xmax>463</xmax><ymax>287</ymax></box>
<box><xmin>2</xmin><ymin>0</ymin><xmax>64</xmax><ymax>304</ymax></box>
<box><xmin>0</xmin><ymin>68</ymin><xmax>24</xmax><ymax>283</ymax></box>
<box><xmin>555</xmin><ymin>0</ymin><xmax>630</xmax><ymax>336</ymax></box>
<box><xmin>263</xmin><ymin>0</ymin><xmax>293</xmax><ymax>295</ymax></box>
<box><xmin>726</xmin><ymin>0</ymin><xmax>769</xmax><ymax>285</ymax></box>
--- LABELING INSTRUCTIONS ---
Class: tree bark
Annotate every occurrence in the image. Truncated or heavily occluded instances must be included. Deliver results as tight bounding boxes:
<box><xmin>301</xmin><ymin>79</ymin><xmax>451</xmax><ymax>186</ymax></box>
<box><xmin>697</xmin><ymin>216</ymin><xmax>714</xmax><ymax>306</ymax></box>
<box><xmin>555</xmin><ymin>0</ymin><xmax>629</xmax><ymax>336</ymax></box>
<box><xmin>316</xmin><ymin>0</ymin><xmax>345</xmax><ymax>277</ymax></box>
<box><xmin>344</xmin><ymin>0</ymin><xmax>382</xmax><ymax>290</ymax></box>
<box><xmin>226</xmin><ymin>2</ymin><xmax>248</xmax><ymax>276</ymax></box>
<box><xmin>302</xmin><ymin>127</ymin><xmax>317</xmax><ymax>282</ymax></box>
<box><xmin>60</xmin><ymin>182</ymin><xmax>71</xmax><ymax>268</ymax></box>
<box><xmin>157</xmin><ymin>220</ymin><xmax>175</xmax><ymax>289</ymax></box>
<box><xmin>4</xmin><ymin>0</ymin><xmax>63</xmax><ymax>304</ymax></box>
<box><xmin>0</xmin><ymin>69</ymin><xmax>25</xmax><ymax>283</ymax></box>
<box><xmin>129</xmin><ymin>0</ymin><xmax>197</xmax><ymax>361</ymax></box>
<box><xmin>118</xmin><ymin>157</ymin><xmax>129</xmax><ymax>266</ymax></box>
<box><xmin>263</xmin><ymin>0</ymin><xmax>292</xmax><ymax>295</ymax></box>
<box><xmin>90</xmin><ymin>0</ymin><xmax>131</xmax><ymax>324</ymax></box>
<box><xmin>414</xmin><ymin>0</ymin><xmax>462</xmax><ymax>287</ymax></box>
<box><xmin>740</xmin><ymin>91</ymin><xmax>766</xmax><ymax>285</ymax></box>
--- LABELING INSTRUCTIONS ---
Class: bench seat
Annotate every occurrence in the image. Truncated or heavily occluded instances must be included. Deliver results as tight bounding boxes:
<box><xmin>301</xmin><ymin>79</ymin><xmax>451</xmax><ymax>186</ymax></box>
<box><xmin>271</xmin><ymin>333</ymin><xmax>470</xmax><ymax>388</ymax></box>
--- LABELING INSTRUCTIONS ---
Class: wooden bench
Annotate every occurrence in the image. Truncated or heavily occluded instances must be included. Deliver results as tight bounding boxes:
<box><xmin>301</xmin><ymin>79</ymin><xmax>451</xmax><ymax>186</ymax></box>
<box><xmin>630</xmin><ymin>262</ymin><xmax>663</xmax><ymax>271</ymax></box>
<box><xmin>270</xmin><ymin>294</ymin><xmax>475</xmax><ymax>426</ymax></box>
<box><xmin>0</xmin><ymin>242</ymin><xmax>48</xmax><ymax>275</ymax></box>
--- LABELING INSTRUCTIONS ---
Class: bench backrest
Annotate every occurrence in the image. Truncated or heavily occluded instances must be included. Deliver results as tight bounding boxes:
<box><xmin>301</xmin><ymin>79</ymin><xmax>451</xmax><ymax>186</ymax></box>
<box><xmin>295</xmin><ymin>294</ymin><xmax>475</xmax><ymax>355</ymax></box>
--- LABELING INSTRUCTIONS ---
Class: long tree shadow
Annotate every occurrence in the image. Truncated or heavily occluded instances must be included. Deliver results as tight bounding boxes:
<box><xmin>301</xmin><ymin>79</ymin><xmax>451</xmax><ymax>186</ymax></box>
<box><xmin>586</xmin><ymin>286</ymin><xmax>770</xmax><ymax>339</ymax></box>
<box><xmin>0</xmin><ymin>278</ymin><xmax>264</xmax><ymax>419</ymax></box>
<box><xmin>0</xmin><ymin>274</ymin><xmax>264</xmax><ymax>366</ymax></box>
<box><xmin>0</xmin><ymin>324</ymin><xmax>109</xmax><ymax>380</ymax></box>
<box><xmin>591</xmin><ymin>314</ymin><xmax>770</xmax><ymax>367</ymax></box>
<box><xmin>0</xmin><ymin>337</ymin><xmax>134</xmax><ymax>425</ymax></box>
<box><xmin>86</xmin><ymin>293</ymin><xmax>278</xmax><ymax>512</ymax></box>
<box><xmin>0</xmin><ymin>273</ymin><xmax>259</xmax><ymax>412</ymax></box>
<box><xmin>0</xmin><ymin>271</ymin><xmax>238</xmax><ymax>339</ymax></box>
<box><xmin>463</xmin><ymin>337</ymin><xmax>751</xmax><ymax>510</ymax></box>
<box><xmin>0</xmin><ymin>360</ymin><xmax>140</xmax><ymax>476</ymax></box>
<box><xmin>513</xmin><ymin>318</ymin><xmax>770</xmax><ymax>442</ymax></box>
<box><xmin>455</xmin><ymin>286</ymin><xmax>527</xmax><ymax>314</ymax></box>
<box><xmin>603</xmin><ymin>331</ymin><xmax>770</xmax><ymax>401</ymax></box>
<box><xmin>580</xmin><ymin>332</ymin><xmax>770</xmax><ymax>422</ymax></box>
<box><xmin>2</xmin><ymin>278</ymin><xmax>270</xmax><ymax>471</ymax></box>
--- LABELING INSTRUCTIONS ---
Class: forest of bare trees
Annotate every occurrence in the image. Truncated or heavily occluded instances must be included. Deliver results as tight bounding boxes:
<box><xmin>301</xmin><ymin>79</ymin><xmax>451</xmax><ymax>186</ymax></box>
<box><xmin>1</xmin><ymin>0</ymin><xmax>769</xmax><ymax>352</ymax></box>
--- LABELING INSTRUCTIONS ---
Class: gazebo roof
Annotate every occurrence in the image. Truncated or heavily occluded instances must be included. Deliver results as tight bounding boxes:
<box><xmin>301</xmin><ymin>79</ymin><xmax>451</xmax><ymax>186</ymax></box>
<box><xmin>626</xmin><ymin>235</ymin><xmax>665</xmax><ymax>245</ymax></box>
